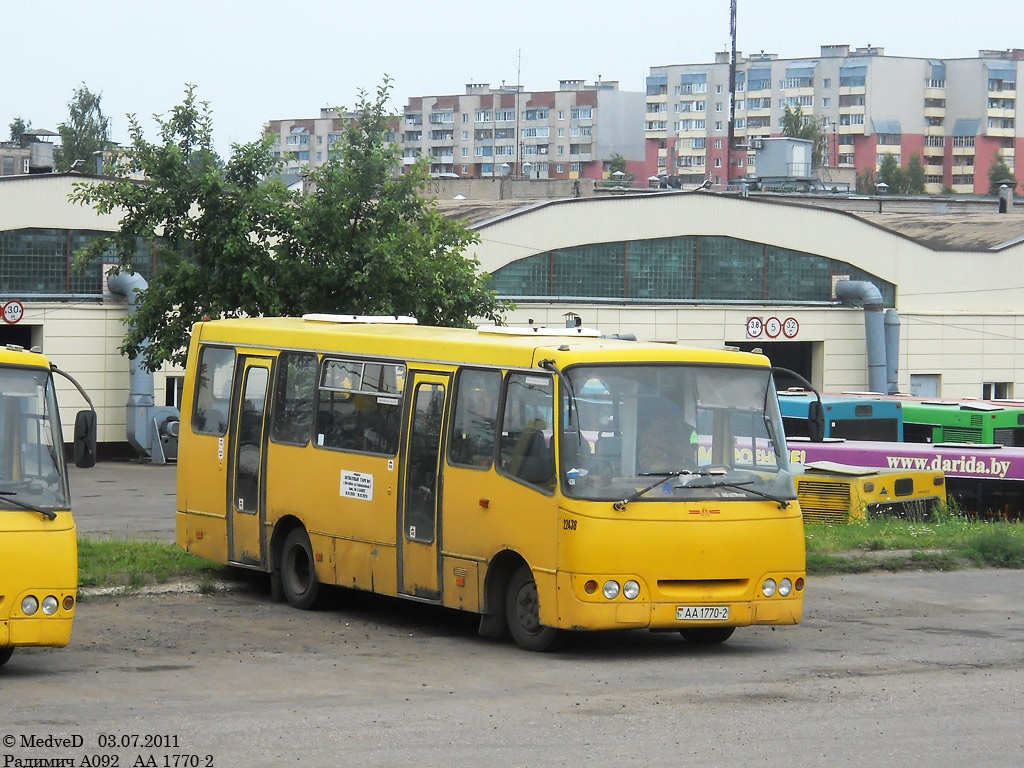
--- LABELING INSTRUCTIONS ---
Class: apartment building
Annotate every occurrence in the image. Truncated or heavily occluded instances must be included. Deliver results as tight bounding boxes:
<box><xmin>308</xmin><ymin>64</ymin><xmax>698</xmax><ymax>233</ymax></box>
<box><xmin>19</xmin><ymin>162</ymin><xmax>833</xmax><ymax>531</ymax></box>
<box><xmin>646</xmin><ymin>44</ymin><xmax>1022</xmax><ymax>194</ymax></box>
<box><xmin>264</xmin><ymin>108</ymin><xmax>367</xmax><ymax>175</ymax></box>
<box><xmin>400</xmin><ymin>80</ymin><xmax>645</xmax><ymax>180</ymax></box>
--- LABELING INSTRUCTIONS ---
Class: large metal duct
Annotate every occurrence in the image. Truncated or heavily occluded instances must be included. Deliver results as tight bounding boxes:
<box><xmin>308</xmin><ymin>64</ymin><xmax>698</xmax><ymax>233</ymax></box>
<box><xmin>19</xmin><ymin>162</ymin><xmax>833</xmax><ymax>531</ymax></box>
<box><xmin>884</xmin><ymin>309</ymin><xmax>900</xmax><ymax>394</ymax></box>
<box><xmin>107</xmin><ymin>271</ymin><xmax>180</xmax><ymax>463</ymax></box>
<box><xmin>834</xmin><ymin>280</ymin><xmax>887</xmax><ymax>394</ymax></box>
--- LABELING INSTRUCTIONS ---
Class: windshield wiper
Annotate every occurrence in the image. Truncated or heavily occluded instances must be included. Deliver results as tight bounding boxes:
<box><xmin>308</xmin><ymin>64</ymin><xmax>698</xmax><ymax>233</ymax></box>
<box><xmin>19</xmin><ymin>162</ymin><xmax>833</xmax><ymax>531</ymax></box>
<box><xmin>0</xmin><ymin>491</ymin><xmax>57</xmax><ymax>520</ymax></box>
<box><xmin>614</xmin><ymin>470</ymin><xmax>698</xmax><ymax>511</ymax></box>
<box><xmin>675</xmin><ymin>478</ymin><xmax>791</xmax><ymax>509</ymax></box>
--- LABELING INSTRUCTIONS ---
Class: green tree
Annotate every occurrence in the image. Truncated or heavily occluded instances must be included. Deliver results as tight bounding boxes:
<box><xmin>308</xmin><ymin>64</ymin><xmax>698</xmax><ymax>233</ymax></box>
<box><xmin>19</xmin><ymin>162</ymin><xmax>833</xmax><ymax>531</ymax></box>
<box><xmin>856</xmin><ymin>167</ymin><xmax>875</xmax><ymax>195</ymax></box>
<box><xmin>9</xmin><ymin>117</ymin><xmax>34</xmax><ymax>147</ymax></box>
<box><xmin>605</xmin><ymin>153</ymin><xmax>635</xmax><ymax>185</ymax></box>
<box><xmin>780</xmin><ymin>105</ymin><xmax>825</xmax><ymax>168</ymax></box>
<box><xmin>71</xmin><ymin>81</ymin><xmax>508</xmax><ymax>371</ymax></box>
<box><xmin>55</xmin><ymin>83</ymin><xmax>111</xmax><ymax>172</ymax></box>
<box><xmin>988</xmin><ymin>153</ymin><xmax>1016</xmax><ymax>195</ymax></box>
<box><xmin>904</xmin><ymin>154</ymin><xmax>926</xmax><ymax>194</ymax></box>
<box><xmin>70</xmin><ymin>85</ymin><xmax>295</xmax><ymax>370</ymax></box>
<box><xmin>281</xmin><ymin>78</ymin><xmax>510</xmax><ymax>327</ymax></box>
<box><xmin>876</xmin><ymin>153</ymin><xmax>904</xmax><ymax>193</ymax></box>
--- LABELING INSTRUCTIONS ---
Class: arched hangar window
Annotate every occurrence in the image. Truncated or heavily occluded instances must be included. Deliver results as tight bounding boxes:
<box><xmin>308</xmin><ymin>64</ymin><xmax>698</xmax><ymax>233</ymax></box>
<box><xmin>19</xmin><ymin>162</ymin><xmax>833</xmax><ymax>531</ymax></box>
<box><xmin>489</xmin><ymin>234</ymin><xmax>895</xmax><ymax>306</ymax></box>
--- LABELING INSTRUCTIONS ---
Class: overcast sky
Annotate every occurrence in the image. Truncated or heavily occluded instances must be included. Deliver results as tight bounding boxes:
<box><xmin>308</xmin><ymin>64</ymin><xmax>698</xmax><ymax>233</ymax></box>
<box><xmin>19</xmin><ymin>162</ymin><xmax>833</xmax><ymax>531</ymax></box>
<box><xmin>4</xmin><ymin>0</ymin><xmax>1021</xmax><ymax>158</ymax></box>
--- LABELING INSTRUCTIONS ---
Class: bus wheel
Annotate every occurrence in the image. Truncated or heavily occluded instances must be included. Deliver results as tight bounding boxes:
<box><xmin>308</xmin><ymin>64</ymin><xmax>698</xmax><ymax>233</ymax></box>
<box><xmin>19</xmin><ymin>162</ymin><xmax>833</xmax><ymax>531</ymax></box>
<box><xmin>506</xmin><ymin>565</ymin><xmax>560</xmax><ymax>652</ymax></box>
<box><xmin>0</xmin><ymin>647</ymin><xmax>13</xmax><ymax>667</ymax></box>
<box><xmin>280</xmin><ymin>528</ymin><xmax>320</xmax><ymax>610</ymax></box>
<box><xmin>680</xmin><ymin>627</ymin><xmax>735</xmax><ymax>644</ymax></box>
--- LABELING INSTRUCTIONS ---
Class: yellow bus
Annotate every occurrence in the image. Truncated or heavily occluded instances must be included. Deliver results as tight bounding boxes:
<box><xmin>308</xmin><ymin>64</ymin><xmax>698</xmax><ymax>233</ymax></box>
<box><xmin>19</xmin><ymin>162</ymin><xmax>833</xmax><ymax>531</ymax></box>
<box><xmin>176</xmin><ymin>315</ymin><xmax>805</xmax><ymax>650</ymax></box>
<box><xmin>1</xmin><ymin>345</ymin><xmax>96</xmax><ymax>668</ymax></box>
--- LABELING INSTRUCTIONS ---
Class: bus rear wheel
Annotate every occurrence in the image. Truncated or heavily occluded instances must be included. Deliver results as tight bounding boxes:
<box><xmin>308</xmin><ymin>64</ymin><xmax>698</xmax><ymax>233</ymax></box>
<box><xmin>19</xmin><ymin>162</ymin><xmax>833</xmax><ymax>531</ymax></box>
<box><xmin>506</xmin><ymin>565</ymin><xmax>560</xmax><ymax>652</ymax></box>
<box><xmin>0</xmin><ymin>647</ymin><xmax>13</xmax><ymax>667</ymax></box>
<box><xmin>680</xmin><ymin>626</ymin><xmax>735</xmax><ymax>644</ymax></box>
<box><xmin>280</xmin><ymin>528</ymin><xmax>320</xmax><ymax>610</ymax></box>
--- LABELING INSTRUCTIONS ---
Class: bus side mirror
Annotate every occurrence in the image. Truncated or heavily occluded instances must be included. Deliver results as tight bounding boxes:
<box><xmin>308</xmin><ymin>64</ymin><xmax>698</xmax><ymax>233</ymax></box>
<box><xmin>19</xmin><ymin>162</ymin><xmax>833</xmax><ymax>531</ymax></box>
<box><xmin>807</xmin><ymin>400</ymin><xmax>826</xmax><ymax>443</ymax></box>
<box><xmin>74</xmin><ymin>410</ymin><xmax>97</xmax><ymax>468</ymax></box>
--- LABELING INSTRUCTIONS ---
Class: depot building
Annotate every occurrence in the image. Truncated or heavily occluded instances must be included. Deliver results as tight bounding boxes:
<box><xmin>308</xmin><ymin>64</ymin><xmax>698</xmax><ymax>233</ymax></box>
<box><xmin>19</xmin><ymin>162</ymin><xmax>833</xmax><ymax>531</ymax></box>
<box><xmin>4</xmin><ymin>172</ymin><xmax>1024</xmax><ymax>455</ymax></box>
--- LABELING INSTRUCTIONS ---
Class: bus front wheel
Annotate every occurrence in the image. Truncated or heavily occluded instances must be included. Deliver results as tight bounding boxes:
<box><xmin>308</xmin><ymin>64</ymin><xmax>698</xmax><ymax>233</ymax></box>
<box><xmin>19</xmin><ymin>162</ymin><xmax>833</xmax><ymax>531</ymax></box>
<box><xmin>680</xmin><ymin>626</ymin><xmax>735</xmax><ymax>644</ymax></box>
<box><xmin>280</xmin><ymin>528</ymin><xmax>320</xmax><ymax>610</ymax></box>
<box><xmin>0</xmin><ymin>646</ymin><xmax>13</xmax><ymax>667</ymax></box>
<box><xmin>506</xmin><ymin>565</ymin><xmax>560</xmax><ymax>652</ymax></box>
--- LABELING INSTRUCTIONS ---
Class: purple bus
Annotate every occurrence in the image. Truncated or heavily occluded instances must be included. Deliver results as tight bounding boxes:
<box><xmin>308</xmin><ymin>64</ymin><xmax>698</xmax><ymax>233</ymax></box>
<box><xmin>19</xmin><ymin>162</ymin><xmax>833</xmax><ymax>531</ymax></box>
<box><xmin>788</xmin><ymin>438</ymin><xmax>1024</xmax><ymax>519</ymax></box>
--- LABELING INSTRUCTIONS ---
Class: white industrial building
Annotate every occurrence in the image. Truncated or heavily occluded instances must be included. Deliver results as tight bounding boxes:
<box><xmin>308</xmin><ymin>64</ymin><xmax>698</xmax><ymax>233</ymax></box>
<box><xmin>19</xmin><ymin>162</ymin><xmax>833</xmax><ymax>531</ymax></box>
<box><xmin>3</xmin><ymin>172</ymin><xmax>1024</xmax><ymax>455</ymax></box>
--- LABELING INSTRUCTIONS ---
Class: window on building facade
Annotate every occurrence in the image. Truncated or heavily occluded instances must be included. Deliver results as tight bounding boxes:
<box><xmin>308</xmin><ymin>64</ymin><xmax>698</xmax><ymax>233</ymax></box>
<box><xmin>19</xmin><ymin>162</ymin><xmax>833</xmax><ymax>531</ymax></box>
<box><xmin>488</xmin><ymin>235</ymin><xmax>894</xmax><ymax>306</ymax></box>
<box><xmin>570</xmin><ymin>107</ymin><xmax>594</xmax><ymax>120</ymax></box>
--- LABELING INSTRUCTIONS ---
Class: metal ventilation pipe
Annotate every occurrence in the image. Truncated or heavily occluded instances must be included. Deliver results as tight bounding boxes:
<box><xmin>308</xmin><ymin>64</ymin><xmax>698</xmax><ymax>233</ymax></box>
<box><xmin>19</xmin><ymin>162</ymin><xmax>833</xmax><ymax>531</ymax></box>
<box><xmin>884</xmin><ymin>309</ymin><xmax>900</xmax><ymax>394</ymax></box>
<box><xmin>835</xmin><ymin>280</ymin><xmax>887</xmax><ymax>394</ymax></box>
<box><xmin>107</xmin><ymin>271</ymin><xmax>180</xmax><ymax>462</ymax></box>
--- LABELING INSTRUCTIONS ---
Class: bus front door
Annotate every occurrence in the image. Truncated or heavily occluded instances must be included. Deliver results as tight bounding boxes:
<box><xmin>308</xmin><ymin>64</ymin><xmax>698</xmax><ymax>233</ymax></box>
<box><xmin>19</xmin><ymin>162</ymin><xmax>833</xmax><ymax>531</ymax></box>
<box><xmin>399</xmin><ymin>374</ymin><xmax>449</xmax><ymax>601</ymax></box>
<box><xmin>228</xmin><ymin>358</ymin><xmax>271</xmax><ymax>567</ymax></box>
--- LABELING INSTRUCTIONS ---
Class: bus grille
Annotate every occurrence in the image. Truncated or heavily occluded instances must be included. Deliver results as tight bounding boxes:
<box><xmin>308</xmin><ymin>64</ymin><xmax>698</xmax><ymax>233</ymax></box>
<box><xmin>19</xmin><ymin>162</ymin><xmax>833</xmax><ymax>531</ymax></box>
<box><xmin>945</xmin><ymin>427</ymin><xmax>982</xmax><ymax>443</ymax></box>
<box><xmin>797</xmin><ymin>479</ymin><xmax>852</xmax><ymax>524</ymax></box>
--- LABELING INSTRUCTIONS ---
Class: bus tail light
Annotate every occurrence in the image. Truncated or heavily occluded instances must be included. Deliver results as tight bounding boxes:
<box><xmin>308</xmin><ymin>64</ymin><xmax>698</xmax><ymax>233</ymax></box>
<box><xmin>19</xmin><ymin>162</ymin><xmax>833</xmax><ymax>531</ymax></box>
<box><xmin>584</xmin><ymin>580</ymin><xmax>598</xmax><ymax>594</ymax></box>
<box><xmin>63</xmin><ymin>595</ymin><xmax>75</xmax><ymax>611</ymax></box>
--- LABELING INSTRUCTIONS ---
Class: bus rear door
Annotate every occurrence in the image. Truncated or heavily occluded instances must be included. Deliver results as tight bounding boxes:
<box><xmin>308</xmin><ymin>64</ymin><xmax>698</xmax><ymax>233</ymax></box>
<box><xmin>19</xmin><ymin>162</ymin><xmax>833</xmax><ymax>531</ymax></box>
<box><xmin>399</xmin><ymin>373</ymin><xmax>449</xmax><ymax>601</ymax></box>
<box><xmin>229</xmin><ymin>357</ymin><xmax>272</xmax><ymax>567</ymax></box>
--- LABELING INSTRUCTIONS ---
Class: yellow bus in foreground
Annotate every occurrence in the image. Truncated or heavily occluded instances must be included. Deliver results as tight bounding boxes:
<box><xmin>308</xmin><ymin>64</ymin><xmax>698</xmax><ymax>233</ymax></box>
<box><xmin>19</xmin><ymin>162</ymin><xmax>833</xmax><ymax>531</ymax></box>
<box><xmin>1</xmin><ymin>345</ymin><xmax>96</xmax><ymax>668</ymax></box>
<box><xmin>176</xmin><ymin>316</ymin><xmax>805</xmax><ymax>650</ymax></box>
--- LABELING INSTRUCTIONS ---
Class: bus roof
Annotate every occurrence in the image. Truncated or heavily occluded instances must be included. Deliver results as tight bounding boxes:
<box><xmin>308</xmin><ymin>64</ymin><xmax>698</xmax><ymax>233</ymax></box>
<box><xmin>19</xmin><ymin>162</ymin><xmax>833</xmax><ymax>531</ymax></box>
<box><xmin>191</xmin><ymin>317</ymin><xmax>772</xmax><ymax>370</ymax></box>
<box><xmin>0</xmin><ymin>344</ymin><xmax>51</xmax><ymax>369</ymax></box>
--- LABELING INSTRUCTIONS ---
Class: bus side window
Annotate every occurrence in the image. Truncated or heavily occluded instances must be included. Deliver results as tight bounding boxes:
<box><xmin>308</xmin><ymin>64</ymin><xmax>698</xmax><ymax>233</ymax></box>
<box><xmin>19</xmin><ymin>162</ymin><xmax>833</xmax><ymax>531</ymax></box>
<box><xmin>193</xmin><ymin>346</ymin><xmax>235</xmax><ymax>436</ymax></box>
<box><xmin>271</xmin><ymin>351</ymin><xmax>317</xmax><ymax>445</ymax></box>
<box><xmin>499</xmin><ymin>372</ymin><xmax>555</xmax><ymax>490</ymax></box>
<box><xmin>449</xmin><ymin>369</ymin><xmax>501</xmax><ymax>468</ymax></box>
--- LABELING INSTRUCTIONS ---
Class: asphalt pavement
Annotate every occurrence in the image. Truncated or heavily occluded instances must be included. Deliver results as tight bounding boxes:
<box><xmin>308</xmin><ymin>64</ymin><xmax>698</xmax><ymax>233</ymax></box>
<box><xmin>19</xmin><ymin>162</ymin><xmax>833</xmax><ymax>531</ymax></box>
<box><xmin>68</xmin><ymin>460</ymin><xmax>177</xmax><ymax>543</ymax></box>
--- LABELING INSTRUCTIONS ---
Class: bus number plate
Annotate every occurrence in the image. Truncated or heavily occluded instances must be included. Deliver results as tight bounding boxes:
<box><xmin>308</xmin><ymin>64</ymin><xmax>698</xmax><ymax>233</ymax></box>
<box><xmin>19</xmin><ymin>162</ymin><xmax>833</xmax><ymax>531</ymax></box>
<box><xmin>676</xmin><ymin>605</ymin><xmax>729</xmax><ymax>621</ymax></box>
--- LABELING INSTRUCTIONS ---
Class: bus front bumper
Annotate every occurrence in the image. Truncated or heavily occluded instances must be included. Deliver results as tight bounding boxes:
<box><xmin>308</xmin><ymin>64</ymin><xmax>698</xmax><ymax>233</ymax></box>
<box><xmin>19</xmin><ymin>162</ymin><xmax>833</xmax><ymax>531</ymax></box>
<box><xmin>551</xmin><ymin>572</ymin><xmax>804</xmax><ymax>631</ymax></box>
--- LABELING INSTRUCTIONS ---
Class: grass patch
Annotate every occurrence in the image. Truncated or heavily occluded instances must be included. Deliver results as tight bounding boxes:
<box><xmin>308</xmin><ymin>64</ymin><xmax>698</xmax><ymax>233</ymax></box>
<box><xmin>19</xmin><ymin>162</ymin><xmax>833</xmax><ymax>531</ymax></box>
<box><xmin>78</xmin><ymin>538</ymin><xmax>225</xmax><ymax>592</ymax></box>
<box><xmin>804</xmin><ymin>511</ymin><xmax>1024</xmax><ymax>575</ymax></box>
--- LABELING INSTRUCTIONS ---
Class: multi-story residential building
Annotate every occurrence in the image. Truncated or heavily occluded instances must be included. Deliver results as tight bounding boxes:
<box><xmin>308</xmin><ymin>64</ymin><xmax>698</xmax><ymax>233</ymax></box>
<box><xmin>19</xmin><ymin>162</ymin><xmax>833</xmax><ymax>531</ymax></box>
<box><xmin>645</xmin><ymin>44</ymin><xmax>1023</xmax><ymax>194</ymax></box>
<box><xmin>264</xmin><ymin>108</ymin><xmax>366</xmax><ymax>174</ymax></box>
<box><xmin>399</xmin><ymin>80</ymin><xmax>645</xmax><ymax>180</ymax></box>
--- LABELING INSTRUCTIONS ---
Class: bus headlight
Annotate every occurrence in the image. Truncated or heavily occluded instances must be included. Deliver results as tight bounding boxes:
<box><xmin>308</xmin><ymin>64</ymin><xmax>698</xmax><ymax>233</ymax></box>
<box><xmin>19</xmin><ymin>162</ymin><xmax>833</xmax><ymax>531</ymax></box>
<box><xmin>622</xmin><ymin>580</ymin><xmax>640</xmax><ymax>600</ymax></box>
<box><xmin>602</xmin><ymin>580</ymin><xmax>620</xmax><ymax>599</ymax></box>
<box><xmin>42</xmin><ymin>596</ymin><xmax>60</xmax><ymax>615</ymax></box>
<box><xmin>21</xmin><ymin>596</ymin><xmax>39</xmax><ymax>616</ymax></box>
<box><xmin>778</xmin><ymin>578</ymin><xmax>793</xmax><ymax>597</ymax></box>
<box><xmin>761</xmin><ymin>578</ymin><xmax>777</xmax><ymax>598</ymax></box>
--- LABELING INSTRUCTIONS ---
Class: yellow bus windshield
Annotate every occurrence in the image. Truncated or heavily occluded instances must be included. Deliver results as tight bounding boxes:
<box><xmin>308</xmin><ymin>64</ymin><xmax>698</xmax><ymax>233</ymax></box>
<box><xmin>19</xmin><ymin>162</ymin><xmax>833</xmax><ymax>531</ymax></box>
<box><xmin>561</xmin><ymin>363</ymin><xmax>796</xmax><ymax>504</ymax></box>
<box><xmin>0</xmin><ymin>366</ymin><xmax>71</xmax><ymax>512</ymax></box>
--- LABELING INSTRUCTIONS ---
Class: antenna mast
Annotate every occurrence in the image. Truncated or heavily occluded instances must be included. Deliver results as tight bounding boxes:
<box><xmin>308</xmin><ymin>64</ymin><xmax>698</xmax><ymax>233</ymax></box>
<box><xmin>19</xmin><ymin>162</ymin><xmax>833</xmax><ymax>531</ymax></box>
<box><xmin>727</xmin><ymin>0</ymin><xmax>738</xmax><ymax>180</ymax></box>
